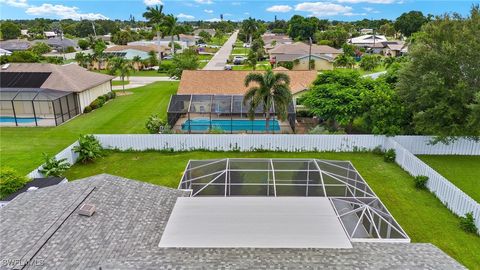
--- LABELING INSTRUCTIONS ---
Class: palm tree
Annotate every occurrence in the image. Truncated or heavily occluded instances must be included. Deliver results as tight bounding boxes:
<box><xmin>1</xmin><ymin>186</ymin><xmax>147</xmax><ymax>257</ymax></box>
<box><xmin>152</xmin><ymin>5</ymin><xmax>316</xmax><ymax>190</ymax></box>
<box><xmin>162</xmin><ymin>14</ymin><xmax>184</xmax><ymax>55</ymax></box>
<box><xmin>132</xmin><ymin>55</ymin><xmax>142</xmax><ymax>70</ymax></box>
<box><xmin>246</xmin><ymin>50</ymin><xmax>258</xmax><ymax>70</ymax></box>
<box><xmin>242</xmin><ymin>18</ymin><xmax>258</xmax><ymax>45</ymax></box>
<box><xmin>108</xmin><ymin>57</ymin><xmax>134</xmax><ymax>93</ymax></box>
<box><xmin>334</xmin><ymin>53</ymin><xmax>356</xmax><ymax>69</ymax></box>
<box><xmin>243</xmin><ymin>70</ymin><xmax>293</xmax><ymax>133</ymax></box>
<box><xmin>143</xmin><ymin>5</ymin><xmax>164</xmax><ymax>62</ymax></box>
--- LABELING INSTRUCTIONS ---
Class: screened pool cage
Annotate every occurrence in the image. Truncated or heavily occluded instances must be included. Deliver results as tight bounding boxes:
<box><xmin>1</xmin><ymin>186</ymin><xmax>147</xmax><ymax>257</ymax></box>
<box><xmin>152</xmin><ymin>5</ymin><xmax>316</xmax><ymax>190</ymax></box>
<box><xmin>167</xmin><ymin>94</ymin><xmax>296</xmax><ymax>134</ymax></box>
<box><xmin>179</xmin><ymin>158</ymin><xmax>410</xmax><ymax>242</ymax></box>
<box><xmin>0</xmin><ymin>88</ymin><xmax>79</xmax><ymax>126</ymax></box>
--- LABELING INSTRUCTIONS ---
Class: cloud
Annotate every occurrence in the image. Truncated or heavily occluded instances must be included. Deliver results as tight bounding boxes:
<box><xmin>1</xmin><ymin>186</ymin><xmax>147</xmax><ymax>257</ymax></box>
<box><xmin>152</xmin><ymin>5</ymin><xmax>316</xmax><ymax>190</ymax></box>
<box><xmin>204</xmin><ymin>9</ymin><xmax>213</xmax><ymax>13</ymax></box>
<box><xmin>205</xmin><ymin>18</ymin><xmax>221</xmax><ymax>22</ymax></box>
<box><xmin>244</xmin><ymin>12</ymin><xmax>250</xmax><ymax>15</ymax></box>
<box><xmin>363</xmin><ymin>7</ymin><xmax>381</xmax><ymax>13</ymax></box>
<box><xmin>195</xmin><ymin>0</ymin><xmax>213</xmax><ymax>4</ymax></box>
<box><xmin>295</xmin><ymin>2</ymin><xmax>352</xmax><ymax>16</ymax></box>
<box><xmin>337</xmin><ymin>0</ymin><xmax>395</xmax><ymax>3</ymax></box>
<box><xmin>266</xmin><ymin>5</ymin><xmax>292</xmax><ymax>13</ymax></box>
<box><xmin>177</xmin><ymin>13</ymin><xmax>195</xmax><ymax>20</ymax></box>
<box><xmin>343</xmin><ymin>12</ymin><xmax>367</xmax><ymax>16</ymax></box>
<box><xmin>26</xmin><ymin>3</ymin><xmax>108</xmax><ymax>20</ymax></box>
<box><xmin>0</xmin><ymin>0</ymin><xmax>28</xmax><ymax>8</ymax></box>
<box><xmin>144</xmin><ymin>0</ymin><xmax>162</xmax><ymax>6</ymax></box>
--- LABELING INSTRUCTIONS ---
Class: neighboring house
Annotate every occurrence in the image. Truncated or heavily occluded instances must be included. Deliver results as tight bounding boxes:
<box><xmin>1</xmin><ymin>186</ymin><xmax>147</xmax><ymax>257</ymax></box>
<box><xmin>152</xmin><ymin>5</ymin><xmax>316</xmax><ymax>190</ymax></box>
<box><xmin>383</xmin><ymin>42</ymin><xmax>408</xmax><ymax>57</ymax></box>
<box><xmin>44</xmin><ymin>31</ymin><xmax>57</xmax><ymax>39</ymax></box>
<box><xmin>360</xmin><ymin>28</ymin><xmax>374</xmax><ymax>35</ymax></box>
<box><xmin>100</xmin><ymin>34</ymin><xmax>112</xmax><ymax>42</ymax></box>
<box><xmin>0</xmin><ymin>63</ymin><xmax>114</xmax><ymax>126</ymax></box>
<box><xmin>0</xmin><ymin>39</ymin><xmax>31</xmax><ymax>52</ymax></box>
<box><xmin>178</xmin><ymin>69</ymin><xmax>317</xmax><ymax>104</ymax></box>
<box><xmin>20</xmin><ymin>29</ymin><xmax>29</xmax><ymax>36</ymax></box>
<box><xmin>194</xmin><ymin>28</ymin><xmax>216</xmax><ymax>37</ymax></box>
<box><xmin>33</xmin><ymin>37</ymin><xmax>78</xmax><ymax>52</ymax></box>
<box><xmin>0</xmin><ymin>173</ymin><xmax>465</xmax><ymax>269</ymax></box>
<box><xmin>105</xmin><ymin>45</ymin><xmax>168</xmax><ymax>60</ymax></box>
<box><xmin>152</xmin><ymin>34</ymin><xmax>196</xmax><ymax>48</ymax></box>
<box><xmin>348</xmin><ymin>34</ymin><xmax>388</xmax><ymax>47</ymax></box>
<box><xmin>262</xmin><ymin>34</ymin><xmax>293</xmax><ymax>51</ymax></box>
<box><xmin>269</xmin><ymin>42</ymin><xmax>341</xmax><ymax>71</ymax></box>
<box><xmin>0</xmin><ymin>177</ymin><xmax>67</xmax><ymax>208</ymax></box>
<box><xmin>0</xmin><ymin>48</ymin><xmax>12</xmax><ymax>56</ymax></box>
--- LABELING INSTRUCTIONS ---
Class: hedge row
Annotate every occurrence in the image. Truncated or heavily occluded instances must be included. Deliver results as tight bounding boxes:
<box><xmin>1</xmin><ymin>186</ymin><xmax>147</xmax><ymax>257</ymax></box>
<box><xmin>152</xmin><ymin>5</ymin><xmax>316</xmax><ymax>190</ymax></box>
<box><xmin>83</xmin><ymin>91</ymin><xmax>116</xmax><ymax>113</ymax></box>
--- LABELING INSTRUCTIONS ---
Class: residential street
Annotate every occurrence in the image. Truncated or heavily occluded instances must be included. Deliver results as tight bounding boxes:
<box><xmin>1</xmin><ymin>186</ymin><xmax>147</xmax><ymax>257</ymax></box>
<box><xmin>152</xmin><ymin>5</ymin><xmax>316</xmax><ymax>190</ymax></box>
<box><xmin>112</xmin><ymin>76</ymin><xmax>177</xmax><ymax>90</ymax></box>
<box><xmin>203</xmin><ymin>30</ymin><xmax>239</xmax><ymax>70</ymax></box>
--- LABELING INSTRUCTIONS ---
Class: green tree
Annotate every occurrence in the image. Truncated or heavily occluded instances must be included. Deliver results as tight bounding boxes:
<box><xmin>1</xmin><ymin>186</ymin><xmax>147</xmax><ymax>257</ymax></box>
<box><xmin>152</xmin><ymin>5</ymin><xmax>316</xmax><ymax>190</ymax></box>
<box><xmin>303</xmin><ymin>70</ymin><xmax>365</xmax><ymax>132</ymax></box>
<box><xmin>30</xmin><ymin>42</ymin><xmax>51</xmax><ymax>55</ymax></box>
<box><xmin>288</xmin><ymin>15</ymin><xmax>317</xmax><ymax>41</ymax></box>
<box><xmin>8</xmin><ymin>51</ymin><xmax>40</xmax><ymax>63</ymax></box>
<box><xmin>314</xmin><ymin>28</ymin><xmax>349</xmax><ymax>48</ymax></box>
<box><xmin>359</xmin><ymin>54</ymin><xmax>381</xmax><ymax>71</ymax></box>
<box><xmin>147</xmin><ymin>50</ymin><xmax>158</xmax><ymax>67</ymax></box>
<box><xmin>334</xmin><ymin>53</ymin><xmax>356</xmax><ymax>68</ymax></box>
<box><xmin>198</xmin><ymin>30</ymin><xmax>212</xmax><ymax>43</ymax></box>
<box><xmin>241</xmin><ymin>18</ymin><xmax>259</xmax><ymax>44</ymax></box>
<box><xmin>161</xmin><ymin>14</ymin><xmax>184</xmax><ymax>55</ymax></box>
<box><xmin>77</xmin><ymin>39</ymin><xmax>89</xmax><ymax>50</ymax></box>
<box><xmin>0</xmin><ymin>21</ymin><xmax>21</xmax><ymax>40</ymax></box>
<box><xmin>168</xmin><ymin>48</ymin><xmax>199</xmax><ymax>79</ymax></box>
<box><xmin>396</xmin><ymin>6</ymin><xmax>480</xmax><ymax>140</ymax></box>
<box><xmin>108</xmin><ymin>57</ymin><xmax>133</xmax><ymax>92</ymax></box>
<box><xmin>246</xmin><ymin>50</ymin><xmax>258</xmax><ymax>70</ymax></box>
<box><xmin>394</xmin><ymin>11</ymin><xmax>428</xmax><ymax>37</ymax></box>
<box><xmin>143</xmin><ymin>5</ymin><xmax>165</xmax><ymax>61</ymax></box>
<box><xmin>243</xmin><ymin>70</ymin><xmax>293</xmax><ymax>132</ymax></box>
<box><xmin>112</xmin><ymin>30</ymin><xmax>134</xmax><ymax>45</ymax></box>
<box><xmin>379</xmin><ymin>23</ymin><xmax>396</xmax><ymax>37</ymax></box>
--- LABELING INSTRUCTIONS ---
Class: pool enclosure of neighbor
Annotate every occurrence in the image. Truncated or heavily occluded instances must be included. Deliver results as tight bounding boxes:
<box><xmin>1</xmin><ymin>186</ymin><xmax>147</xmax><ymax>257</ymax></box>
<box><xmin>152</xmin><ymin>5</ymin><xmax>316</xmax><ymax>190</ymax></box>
<box><xmin>179</xmin><ymin>158</ymin><xmax>410</xmax><ymax>242</ymax></box>
<box><xmin>167</xmin><ymin>94</ymin><xmax>296</xmax><ymax>133</ymax></box>
<box><xmin>0</xmin><ymin>88</ymin><xmax>79</xmax><ymax>126</ymax></box>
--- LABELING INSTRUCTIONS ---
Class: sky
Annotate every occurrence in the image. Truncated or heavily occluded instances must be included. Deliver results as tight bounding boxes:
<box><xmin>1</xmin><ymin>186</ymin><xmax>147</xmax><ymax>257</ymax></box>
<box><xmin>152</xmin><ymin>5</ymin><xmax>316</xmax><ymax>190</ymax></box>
<box><xmin>0</xmin><ymin>0</ymin><xmax>476</xmax><ymax>22</ymax></box>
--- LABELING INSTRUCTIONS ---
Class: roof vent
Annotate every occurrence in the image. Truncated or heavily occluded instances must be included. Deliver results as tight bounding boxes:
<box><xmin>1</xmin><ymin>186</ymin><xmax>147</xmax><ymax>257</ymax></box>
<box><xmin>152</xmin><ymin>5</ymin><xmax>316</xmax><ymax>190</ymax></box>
<box><xmin>1</xmin><ymin>64</ymin><xmax>10</xmax><ymax>70</ymax></box>
<box><xmin>78</xmin><ymin>203</ymin><xmax>96</xmax><ymax>217</ymax></box>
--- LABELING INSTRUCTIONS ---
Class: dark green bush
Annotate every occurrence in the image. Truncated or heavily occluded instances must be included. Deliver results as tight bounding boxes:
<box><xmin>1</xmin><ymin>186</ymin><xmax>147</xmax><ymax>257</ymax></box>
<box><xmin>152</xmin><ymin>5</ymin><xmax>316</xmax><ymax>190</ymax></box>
<box><xmin>296</xmin><ymin>110</ymin><xmax>314</xmax><ymax>117</ymax></box>
<box><xmin>90</xmin><ymin>99</ymin><xmax>101</xmax><ymax>109</ymax></box>
<box><xmin>0</xmin><ymin>167</ymin><xmax>30</xmax><ymax>199</ymax></box>
<box><xmin>277</xmin><ymin>61</ymin><xmax>293</xmax><ymax>70</ymax></box>
<box><xmin>65</xmin><ymin>46</ymin><xmax>76</xmax><ymax>53</ymax></box>
<box><xmin>83</xmin><ymin>106</ymin><xmax>92</xmax><ymax>113</ymax></box>
<box><xmin>414</xmin><ymin>175</ymin><xmax>429</xmax><ymax>189</ymax></box>
<box><xmin>372</xmin><ymin>146</ymin><xmax>384</xmax><ymax>155</ymax></box>
<box><xmin>384</xmin><ymin>149</ymin><xmax>396</xmax><ymax>162</ymax></box>
<box><xmin>107</xmin><ymin>91</ymin><xmax>116</xmax><ymax>99</ymax></box>
<box><xmin>459</xmin><ymin>212</ymin><xmax>478</xmax><ymax>234</ymax></box>
<box><xmin>73</xmin><ymin>135</ymin><xmax>103</xmax><ymax>163</ymax></box>
<box><xmin>158</xmin><ymin>61</ymin><xmax>174</xmax><ymax>72</ymax></box>
<box><xmin>38</xmin><ymin>153</ymin><xmax>71</xmax><ymax>177</ymax></box>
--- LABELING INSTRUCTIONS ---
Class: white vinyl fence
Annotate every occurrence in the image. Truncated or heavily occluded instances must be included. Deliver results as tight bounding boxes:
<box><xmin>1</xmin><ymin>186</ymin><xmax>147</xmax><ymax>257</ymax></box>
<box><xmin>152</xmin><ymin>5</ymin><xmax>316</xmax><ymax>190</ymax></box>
<box><xmin>27</xmin><ymin>141</ymin><xmax>79</xmax><ymax>179</ymax></box>
<box><xmin>27</xmin><ymin>134</ymin><xmax>480</xmax><ymax>231</ymax></box>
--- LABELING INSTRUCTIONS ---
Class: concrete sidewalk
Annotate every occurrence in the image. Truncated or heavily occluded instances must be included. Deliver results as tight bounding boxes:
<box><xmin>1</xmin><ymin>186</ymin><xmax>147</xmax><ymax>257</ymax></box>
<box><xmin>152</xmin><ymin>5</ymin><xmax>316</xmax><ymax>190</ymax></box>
<box><xmin>203</xmin><ymin>30</ymin><xmax>239</xmax><ymax>70</ymax></box>
<box><xmin>112</xmin><ymin>76</ymin><xmax>177</xmax><ymax>90</ymax></box>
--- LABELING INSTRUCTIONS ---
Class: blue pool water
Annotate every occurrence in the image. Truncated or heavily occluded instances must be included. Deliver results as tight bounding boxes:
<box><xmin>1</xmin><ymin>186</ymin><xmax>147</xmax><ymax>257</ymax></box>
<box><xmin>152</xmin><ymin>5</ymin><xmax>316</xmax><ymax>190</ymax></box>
<box><xmin>182</xmin><ymin>118</ymin><xmax>281</xmax><ymax>132</ymax></box>
<box><xmin>0</xmin><ymin>116</ymin><xmax>40</xmax><ymax>123</ymax></box>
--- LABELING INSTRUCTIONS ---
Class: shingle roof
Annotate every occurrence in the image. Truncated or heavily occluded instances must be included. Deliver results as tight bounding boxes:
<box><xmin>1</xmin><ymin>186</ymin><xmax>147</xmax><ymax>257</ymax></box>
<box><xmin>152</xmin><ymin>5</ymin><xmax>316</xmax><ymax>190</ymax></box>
<box><xmin>269</xmin><ymin>42</ymin><xmax>341</xmax><ymax>55</ymax></box>
<box><xmin>0</xmin><ymin>174</ymin><xmax>465</xmax><ymax>269</ymax></box>
<box><xmin>0</xmin><ymin>63</ymin><xmax>114</xmax><ymax>92</ymax></box>
<box><xmin>105</xmin><ymin>44</ymin><xmax>168</xmax><ymax>53</ymax></box>
<box><xmin>178</xmin><ymin>70</ymin><xmax>318</xmax><ymax>95</ymax></box>
<box><xmin>0</xmin><ymin>39</ymin><xmax>31</xmax><ymax>51</ymax></box>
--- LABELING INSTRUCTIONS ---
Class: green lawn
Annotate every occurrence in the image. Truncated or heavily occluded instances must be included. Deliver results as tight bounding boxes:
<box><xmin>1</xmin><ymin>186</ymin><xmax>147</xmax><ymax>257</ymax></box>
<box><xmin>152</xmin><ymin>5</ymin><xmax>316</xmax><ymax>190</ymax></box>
<box><xmin>231</xmin><ymin>47</ymin><xmax>249</xmax><ymax>55</ymax></box>
<box><xmin>65</xmin><ymin>150</ymin><xmax>480</xmax><ymax>269</ymax></box>
<box><xmin>0</xmin><ymin>81</ymin><xmax>178</xmax><ymax>175</ymax></box>
<box><xmin>418</xmin><ymin>155</ymin><xmax>480</xmax><ymax>202</ymax></box>
<box><xmin>111</xmin><ymin>80</ymin><xmax>130</xmax><ymax>86</ymax></box>
<box><xmin>232</xmin><ymin>64</ymin><xmax>270</xmax><ymax>71</ymax></box>
<box><xmin>208</xmin><ymin>36</ymin><xmax>228</xmax><ymax>46</ymax></box>
<box><xmin>198</xmin><ymin>54</ymin><xmax>213</xmax><ymax>61</ymax></box>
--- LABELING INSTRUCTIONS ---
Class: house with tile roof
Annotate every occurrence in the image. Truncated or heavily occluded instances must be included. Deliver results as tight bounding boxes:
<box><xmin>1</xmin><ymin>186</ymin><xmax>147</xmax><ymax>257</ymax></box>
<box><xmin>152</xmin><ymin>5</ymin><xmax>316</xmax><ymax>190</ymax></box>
<box><xmin>104</xmin><ymin>44</ymin><xmax>169</xmax><ymax>60</ymax></box>
<box><xmin>269</xmin><ymin>42</ymin><xmax>341</xmax><ymax>71</ymax></box>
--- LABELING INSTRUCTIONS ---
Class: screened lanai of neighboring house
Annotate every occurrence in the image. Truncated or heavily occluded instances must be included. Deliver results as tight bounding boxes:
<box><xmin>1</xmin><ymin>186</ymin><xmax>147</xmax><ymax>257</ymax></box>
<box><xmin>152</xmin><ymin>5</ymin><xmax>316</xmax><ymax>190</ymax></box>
<box><xmin>167</xmin><ymin>94</ymin><xmax>296</xmax><ymax>134</ymax></box>
<box><xmin>0</xmin><ymin>88</ymin><xmax>79</xmax><ymax>126</ymax></box>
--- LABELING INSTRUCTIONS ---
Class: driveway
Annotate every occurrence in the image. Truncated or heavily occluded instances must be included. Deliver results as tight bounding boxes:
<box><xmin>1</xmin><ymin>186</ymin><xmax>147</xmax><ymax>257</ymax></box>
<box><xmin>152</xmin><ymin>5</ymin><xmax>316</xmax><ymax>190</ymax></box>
<box><xmin>203</xmin><ymin>30</ymin><xmax>239</xmax><ymax>70</ymax></box>
<box><xmin>112</xmin><ymin>76</ymin><xmax>177</xmax><ymax>90</ymax></box>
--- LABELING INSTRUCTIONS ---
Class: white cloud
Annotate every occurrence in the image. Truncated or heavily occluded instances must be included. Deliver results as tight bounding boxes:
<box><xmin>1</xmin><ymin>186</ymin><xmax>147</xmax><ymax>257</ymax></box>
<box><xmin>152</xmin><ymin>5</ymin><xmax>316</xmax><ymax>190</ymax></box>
<box><xmin>204</xmin><ymin>9</ymin><xmax>213</xmax><ymax>13</ymax></box>
<box><xmin>295</xmin><ymin>2</ymin><xmax>352</xmax><ymax>16</ymax></box>
<box><xmin>195</xmin><ymin>0</ymin><xmax>213</xmax><ymax>4</ymax></box>
<box><xmin>205</xmin><ymin>18</ymin><xmax>221</xmax><ymax>22</ymax></box>
<box><xmin>177</xmin><ymin>13</ymin><xmax>195</xmax><ymax>20</ymax></box>
<box><xmin>26</xmin><ymin>3</ymin><xmax>108</xmax><ymax>20</ymax></box>
<box><xmin>0</xmin><ymin>0</ymin><xmax>29</xmax><ymax>8</ymax></box>
<box><xmin>266</xmin><ymin>5</ymin><xmax>292</xmax><ymax>13</ymax></box>
<box><xmin>337</xmin><ymin>0</ymin><xmax>395</xmax><ymax>3</ymax></box>
<box><xmin>144</xmin><ymin>0</ymin><xmax>162</xmax><ymax>6</ymax></box>
<box><xmin>244</xmin><ymin>12</ymin><xmax>250</xmax><ymax>15</ymax></box>
<box><xmin>343</xmin><ymin>12</ymin><xmax>367</xmax><ymax>16</ymax></box>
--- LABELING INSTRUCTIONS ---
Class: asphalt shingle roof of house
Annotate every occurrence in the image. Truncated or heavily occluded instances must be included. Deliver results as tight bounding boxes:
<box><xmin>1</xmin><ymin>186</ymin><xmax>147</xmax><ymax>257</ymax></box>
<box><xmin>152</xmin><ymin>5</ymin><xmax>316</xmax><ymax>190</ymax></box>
<box><xmin>178</xmin><ymin>70</ymin><xmax>318</xmax><ymax>95</ymax></box>
<box><xmin>0</xmin><ymin>63</ymin><xmax>114</xmax><ymax>92</ymax></box>
<box><xmin>0</xmin><ymin>174</ymin><xmax>465</xmax><ymax>269</ymax></box>
<box><xmin>0</xmin><ymin>39</ymin><xmax>31</xmax><ymax>51</ymax></box>
<box><xmin>269</xmin><ymin>42</ymin><xmax>341</xmax><ymax>55</ymax></box>
<box><xmin>105</xmin><ymin>44</ymin><xmax>168</xmax><ymax>53</ymax></box>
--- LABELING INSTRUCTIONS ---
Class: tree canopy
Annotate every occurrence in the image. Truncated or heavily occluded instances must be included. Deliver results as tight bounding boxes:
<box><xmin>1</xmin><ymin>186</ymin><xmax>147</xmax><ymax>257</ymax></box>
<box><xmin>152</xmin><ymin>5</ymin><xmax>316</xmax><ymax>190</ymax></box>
<box><xmin>0</xmin><ymin>21</ymin><xmax>21</xmax><ymax>40</ymax></box>
<box><xmin>394</xmin><ymin>11</ymin><xmax>428</xmax><ymax>37</ymax></box>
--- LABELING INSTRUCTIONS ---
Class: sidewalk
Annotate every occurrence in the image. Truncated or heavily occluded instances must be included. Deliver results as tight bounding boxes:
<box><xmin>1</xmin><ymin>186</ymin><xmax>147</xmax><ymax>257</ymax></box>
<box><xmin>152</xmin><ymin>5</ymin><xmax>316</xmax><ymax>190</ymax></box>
<box><xmin>112</xmin><ymin>76</ymin><xmax>178</xmax><ymax>90</ymax></box>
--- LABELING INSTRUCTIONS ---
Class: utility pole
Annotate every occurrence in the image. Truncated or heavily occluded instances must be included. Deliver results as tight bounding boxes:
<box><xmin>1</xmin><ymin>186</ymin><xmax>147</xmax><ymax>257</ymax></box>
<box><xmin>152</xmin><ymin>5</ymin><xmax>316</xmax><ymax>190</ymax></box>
<box><xmin>308</xmin><ymin>37</ymin><xmax>312</xmax><ymax>71</ymax></box>
<box><xmin>91</xmin><ymin>21</ymin><xmax>97</xmax><ymax>38</ymax></box>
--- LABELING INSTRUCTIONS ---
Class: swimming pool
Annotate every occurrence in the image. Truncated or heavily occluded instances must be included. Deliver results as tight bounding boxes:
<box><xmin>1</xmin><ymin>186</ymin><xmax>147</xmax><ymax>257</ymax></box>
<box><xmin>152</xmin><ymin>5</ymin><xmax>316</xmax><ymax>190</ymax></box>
<box><xmin>182</xmin><ymin>118</ymin><xmax>281</xmax><ymax>132</ymax></box>
<box><xmin>0</xmin><ymin>116</ymin><xmax>41</xmax><ymax>123</ymax></box>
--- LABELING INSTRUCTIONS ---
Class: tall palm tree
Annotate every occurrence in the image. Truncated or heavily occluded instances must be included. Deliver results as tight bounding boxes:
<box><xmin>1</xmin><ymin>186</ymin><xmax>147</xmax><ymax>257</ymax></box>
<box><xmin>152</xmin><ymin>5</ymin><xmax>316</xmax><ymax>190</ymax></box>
<box><xmin>243</xmin><ymin>70</ymin><xmax>292</xmax><ymax>132</ymax></box>
<box><xmin>334</xmin><ymin>53</ymin><xmax>356</xmax><ymax>69</ymax></box>
<box><xmin>132</xmin><ymin>55</ymin><xmax>142</xmax><ymax>70</ymax></box>
<box><xmin>242</xmin><ymin>18</ymin><xmax>258</xmax><ymax>45</ymax></box>
<box><xmin>143</xmin><ymin>5</ymin><xmax>164</xmax><ymax>62</ymax></box>
<box><xmin>108</xmin><ymin>57</ymin><xmax>134</xmax><ymax>93</ymax></box>
<box><xmin>162</xmin><ymin>14</ymin><xmax>184</xmax><ymax>55</ymax></box>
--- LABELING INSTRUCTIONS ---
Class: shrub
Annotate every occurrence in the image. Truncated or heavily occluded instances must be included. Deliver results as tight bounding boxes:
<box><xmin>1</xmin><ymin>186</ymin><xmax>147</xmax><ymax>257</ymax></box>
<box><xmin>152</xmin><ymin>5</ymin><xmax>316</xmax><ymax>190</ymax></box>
<box><xmin>158</xmin><ymin>61</ymin><xmax>174</xmax><ymax>73</ymax></box>
<box><xmin>277</xmin><ymin>61</ymin><xmax>293</xmax><ymax>70</ymax></box>
<box><xmin>459</xmin><ymin>212</ymin><xmax>478</xmax><ymax>234</ymax></box>
<box><xmin>107</xmin><ymin>91</ymin><xmax>116</xmax><ymax>99</ymax></box>
<box><xmin>90</xmin><ymin>99</ymin><xmax>100</xmax><ymax>109</ymax></box>
<box><xmin>296</xmin><ymin>110</ymin><xmax>314</xmax><ymax>117</ymax></box>
<box><xmin>38</xmin><ymin>153</ymin><xmax>71</xmax><ymax>177</ymax></box>
<box><xmin>208</xmin><ymin>127</ymin><xmax>225</xmax><ymax>134</ymax></box>
<box><xmin>372</xmin><ymin>146</ymin><xmax>384</xmax><ymax>155</ymax></box>
<box><xmin>383</xmin><ymin>149</ymin><xmax>396</xmax><ymax>162</ymax></box>
<box><xmin>65</xmin><ymin>46</ymin><xmax>76</xmax><ymax>53</ymax></box>
<box><xmin>414</xmin><ymin>175</ymin><xmax>429</xmax><ymax>189</ymax></box>
<box><xmin>83</xmin><ymin>105</ymin><xmax>92</xmax><ymax>113</ymax></box>
<box><xmin>0</xmin><ymin>167</ymin><xmax>30</xmax><ymax>199</ymax></box>
<box><xmin>145</xmin><ymin>114</ymin><xmax>167</xmax><ymax>134</ymax></box>
<box><xmin>73</xmin><ymin>135</ymin><xmax>103</xmax><ymax>163</ymax></box>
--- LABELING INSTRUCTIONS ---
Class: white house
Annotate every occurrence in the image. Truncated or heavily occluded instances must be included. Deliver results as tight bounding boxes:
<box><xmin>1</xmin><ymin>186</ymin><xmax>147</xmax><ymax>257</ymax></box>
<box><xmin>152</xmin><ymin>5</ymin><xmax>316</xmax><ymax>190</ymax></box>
<box><xmin>348</xmin><ymin>35</ymin><xmax>388</xmax><ymax>47</ymax></box>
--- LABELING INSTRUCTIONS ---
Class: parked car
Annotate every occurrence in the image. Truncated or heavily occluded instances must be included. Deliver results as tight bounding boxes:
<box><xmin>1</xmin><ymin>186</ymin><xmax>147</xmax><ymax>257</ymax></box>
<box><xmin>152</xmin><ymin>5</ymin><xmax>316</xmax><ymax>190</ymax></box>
<box><xmin>209</xmin><ymin>45</ymin><xmax>221</xmax><ymax>49</ymax></box>
<box><xmin>224</xmin><ymin>65</ymin><xmax>232</xmax><ymax>70</ymax></box>
<box><xmin>243</xmin><ymin>43</ymin><xmax>251</xmax><ymax>48</ymax></box>
<box><xmin>197</xmin><ymin>43</ymin><xmax>207</xmax><ymax>48</ymax></box>
<box><xmin>233</xmin><ymin>56</ymin><xmax>245</xmax><ymax>65</ymax></box>
<box><xmin>163</xmin><ymin>55</ymin><xmax>173</xmax><ymax>60</ymax></box>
